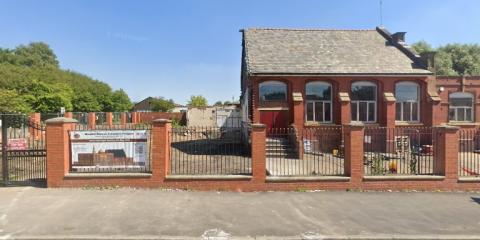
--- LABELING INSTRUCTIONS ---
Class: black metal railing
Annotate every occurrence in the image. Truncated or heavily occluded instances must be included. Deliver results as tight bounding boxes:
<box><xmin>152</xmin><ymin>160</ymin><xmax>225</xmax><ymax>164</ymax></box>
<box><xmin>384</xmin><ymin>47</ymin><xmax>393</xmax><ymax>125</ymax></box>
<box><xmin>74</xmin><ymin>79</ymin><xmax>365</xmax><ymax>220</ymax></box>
<box><xmin>1</xmin><ymin>114</ymin><xmax>46</xmax><ymax>184</ymax></box>
<box><xmin>364</xmin><ymin>127</ymin><xmax>436</xmax><ymax>176</ymax></box>
<box><xmin>72</xmin><ymin>112</ymin><xmax>88</xmax><ymax>125</ymax></box>
<box><xmin>458</xmin><ymin>128</ymin><xmax>480</xmax><ymax>177</ymax></box>
<box><xmin>169</xmin><ymin>126</ymin><xmax>251</xmax><ymax>175</ymax></box>
<box><xmin>69</xmin><ymin>124</ymin><xmax>152</xmax><ymax>173</ymax></box>
<box><xmin>266</xmin><ymin>127</ymin><xmax>344</xmax><ymax>176</ymax></box>
<box><xmin>113</xmin><ymin>112</ymin><xmax>122</xmax><ymax>124</ymax></box>
<box><xmin>96</xmin><ymin>112</ymin><xmax>107</xmax><ymax>125</ymax></box>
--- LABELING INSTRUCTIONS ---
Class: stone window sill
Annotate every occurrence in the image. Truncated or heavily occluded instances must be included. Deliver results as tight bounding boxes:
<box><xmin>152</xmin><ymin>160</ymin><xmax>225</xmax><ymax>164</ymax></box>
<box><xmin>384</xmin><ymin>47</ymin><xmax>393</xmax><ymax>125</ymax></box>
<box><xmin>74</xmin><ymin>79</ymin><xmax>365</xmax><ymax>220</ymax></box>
<box><xmin>448</xmin><ymin>122</ymin><xmax>478</xmax><ymax>126</ymax></box>
<box><xmin>304</xmin><ymin>122</ymin><xmax>337</xmax><ymax>127</ymax></box>
<box><xmin>395</xmin><ymin>121</ymin><xmax>424</xmax><ymax>126</ymax></box>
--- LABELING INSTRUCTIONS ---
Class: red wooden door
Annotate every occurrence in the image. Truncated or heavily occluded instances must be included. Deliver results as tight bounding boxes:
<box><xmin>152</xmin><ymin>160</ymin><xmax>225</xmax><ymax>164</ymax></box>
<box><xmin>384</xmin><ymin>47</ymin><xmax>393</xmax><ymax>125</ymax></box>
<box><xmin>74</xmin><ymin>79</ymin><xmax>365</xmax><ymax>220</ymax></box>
<box><xmin>260</xmin><ymin>110</ymin><xmax>289</xmax><ymax>136</ymax></box>
<box><xmin>260</xmin><ymin>111</ymin><xmax>275</xmax><ymax>130</ymax></box>
<box><xmin>273</xmin><ymin>111</ymin><xmax>288</xmax><ymax>128</ymax></box>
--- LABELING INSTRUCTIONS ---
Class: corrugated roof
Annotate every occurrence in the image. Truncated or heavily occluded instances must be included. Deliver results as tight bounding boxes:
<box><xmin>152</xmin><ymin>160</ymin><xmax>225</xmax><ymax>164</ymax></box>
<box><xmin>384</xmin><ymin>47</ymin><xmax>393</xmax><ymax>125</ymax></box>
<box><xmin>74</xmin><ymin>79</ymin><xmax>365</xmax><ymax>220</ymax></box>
<box><xmin>242</xmin><ymin>28</ymin><xmax>431</xmax><ymax>75</ymax></box>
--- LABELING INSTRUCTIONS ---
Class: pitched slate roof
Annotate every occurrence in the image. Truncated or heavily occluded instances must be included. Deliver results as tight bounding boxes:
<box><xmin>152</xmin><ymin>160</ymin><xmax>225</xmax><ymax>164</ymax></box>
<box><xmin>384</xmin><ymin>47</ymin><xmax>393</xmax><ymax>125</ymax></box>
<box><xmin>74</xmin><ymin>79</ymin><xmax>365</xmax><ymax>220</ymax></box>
<box><xmin>241</xmin><ymin>28</ymin><xmax>431</xmax><ymax>75</ymax></box>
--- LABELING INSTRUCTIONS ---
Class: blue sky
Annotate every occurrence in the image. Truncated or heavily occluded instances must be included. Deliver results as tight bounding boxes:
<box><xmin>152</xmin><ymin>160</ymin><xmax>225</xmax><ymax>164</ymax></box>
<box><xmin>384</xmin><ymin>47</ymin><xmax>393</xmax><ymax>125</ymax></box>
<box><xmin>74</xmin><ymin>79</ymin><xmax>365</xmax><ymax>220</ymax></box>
<box><xmin>0</xmin><ymin>0</ymin><xmax>479</xmax><ymax>104</ymax></box>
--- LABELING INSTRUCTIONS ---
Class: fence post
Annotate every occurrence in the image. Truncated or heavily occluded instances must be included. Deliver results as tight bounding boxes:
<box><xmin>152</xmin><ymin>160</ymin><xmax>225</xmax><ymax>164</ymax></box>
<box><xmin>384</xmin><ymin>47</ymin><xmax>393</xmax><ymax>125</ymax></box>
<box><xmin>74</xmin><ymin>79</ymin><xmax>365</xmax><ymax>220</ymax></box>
<box><xmin>45</xmin><ymin>117</ymin><xmax>78</xmax><ymax>187</ymax></box>
<box><xmin>106</xmin><ymin>112</ymin><xmax>113</xmax><ymax>126</ymax></box>
<box><xmin>29</xmin><ymin>112</ymin><xmax>41</xmax><ymax>140</ymax></box>
<box><xmin>87</xmin><ymin>112</ymin><xmax>96</xmax><ymax>129</ymax></box>
<box><xmin>251</xmin><ymin>123</ymin><xmax>266</xmax><ymax>182</ymax></box>
<box><xmin>152</xmin><ymin>119</ymin><xmax>171</xmax><ymax>181</ymax></box>
<box><xmin>132</xmin><ymin>112</ymin><xmax>138</xmax><ymax>124</ymax></box>
<box><xmin>434</xmin><ymin>125</ymin><xmax>459</xmax><ymax>179</ymax></box>
<box><xmin>343</xmin><ymin>122</ymin><xmax>364</xmax><ymax>185</ymax></box>
<box><xmin>120</xmin><ymin>112</ymin><xmax>127</xmax><ymax>126</ymax></box>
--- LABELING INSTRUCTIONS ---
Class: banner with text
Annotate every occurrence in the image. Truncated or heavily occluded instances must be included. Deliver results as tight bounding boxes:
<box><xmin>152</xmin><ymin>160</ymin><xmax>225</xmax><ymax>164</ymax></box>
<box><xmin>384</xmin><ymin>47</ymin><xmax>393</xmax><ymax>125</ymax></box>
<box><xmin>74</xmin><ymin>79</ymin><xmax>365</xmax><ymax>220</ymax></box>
<box><xmin>70</xmin><ymin>130</ymin><xmax>149</xmax><ymax>169</ymax></box>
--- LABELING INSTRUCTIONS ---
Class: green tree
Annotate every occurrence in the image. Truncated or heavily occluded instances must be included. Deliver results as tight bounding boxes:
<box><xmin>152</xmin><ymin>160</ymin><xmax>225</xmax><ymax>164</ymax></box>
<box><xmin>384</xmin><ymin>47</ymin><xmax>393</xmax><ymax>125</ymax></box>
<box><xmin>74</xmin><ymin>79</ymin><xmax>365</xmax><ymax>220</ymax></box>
<box><xmin>20</xmin><ymin>80</ymin><xmax>73</xmax><ymax>113</ymax></box>
<box><xmin>72</xmin><ymin>92</ymin><xmax>101</xmax><ymax>112</ymax></box>
<box><xmin>14</xmin><ymin>42</ymin><xmax>59</xmax><ymax>68</ymax></box>
<box><xmin>0</xmin><ymin>89</ymin><xmax>30</xmax><ymax>113</ymax></box>
<box><xmin>214</xmin><ymin>101</ymin><xmax>223</xmax><ymax>106</ymax></box>
<box><xmin>151</xmin><ymin>97</ymin><xmax>176</xmax><ymax>112</ymax></box>
<box><xmin>411</xmin><ymin>40</ymin><xmax>433</xmax><ymax>54</ymax></box>
<box><xmin>0</xmin><ymin>42</ymin><xmax>134</xmax><ymax>113</ymax></box>
<box><xmin>412</xmin><ymin>41</ymin><xmax>480</xmax><ymax>76</ymax></box>
<box><xmin>110</xmin><ymin>89</ymin><xmax>132</xmax><ymax>111</ymax></box>
<box><xmin>187</xmin><ymin>95</ymin><xmax>208</xmax><ymax>107</ymax></box>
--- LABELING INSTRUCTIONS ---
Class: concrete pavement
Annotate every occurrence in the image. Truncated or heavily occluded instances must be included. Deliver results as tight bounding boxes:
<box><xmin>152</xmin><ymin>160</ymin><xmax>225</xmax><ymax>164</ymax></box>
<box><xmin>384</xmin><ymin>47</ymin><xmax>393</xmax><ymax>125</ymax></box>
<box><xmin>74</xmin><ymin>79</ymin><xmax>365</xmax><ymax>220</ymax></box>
<box><xmin>1</xmin><ymin>187</ymin><xmax>480</xmax><ymax>239</ymax></box>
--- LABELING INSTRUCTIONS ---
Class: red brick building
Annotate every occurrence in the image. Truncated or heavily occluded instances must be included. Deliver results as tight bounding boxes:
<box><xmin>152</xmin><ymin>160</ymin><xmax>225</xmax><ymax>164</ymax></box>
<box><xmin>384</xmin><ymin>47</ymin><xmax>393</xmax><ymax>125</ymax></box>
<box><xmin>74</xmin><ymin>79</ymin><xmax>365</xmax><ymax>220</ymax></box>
<box><xmin>240</xmin><ymin>26</ymin><xmax>449</xmax><ymax>129</ymax></box>
<box><xmin>434</xmin><ymin>76</ymin><xmax>480</xmax><ymax>127</ymax></box>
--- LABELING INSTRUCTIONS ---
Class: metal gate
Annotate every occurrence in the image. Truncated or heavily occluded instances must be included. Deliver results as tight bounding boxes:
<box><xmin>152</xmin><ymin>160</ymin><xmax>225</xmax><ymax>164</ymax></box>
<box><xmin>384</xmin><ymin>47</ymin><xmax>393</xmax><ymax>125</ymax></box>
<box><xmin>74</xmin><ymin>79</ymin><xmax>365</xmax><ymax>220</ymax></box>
<box><xmin>1</xmin><ymin>114</ymin><xmax>46</xmax><ymax>186</ymax></box>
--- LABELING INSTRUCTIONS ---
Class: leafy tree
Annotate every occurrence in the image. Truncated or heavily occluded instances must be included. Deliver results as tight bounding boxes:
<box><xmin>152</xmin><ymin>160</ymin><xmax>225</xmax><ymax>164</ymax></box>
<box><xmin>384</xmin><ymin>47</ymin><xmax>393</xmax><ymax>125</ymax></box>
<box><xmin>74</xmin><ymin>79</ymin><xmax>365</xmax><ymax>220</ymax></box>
<box><xmin>72</xmin><ymin>92</ymin><xmax>102</xmax><ymax>112</ymax></box>
<box><xmin>19</xmin><ymin>80</ymin><xmax>73</xmax><ymax>113</ymax></box>
<box><xmin>411</xmin><ymin>40</ymin><xmax>433</xmax><ymax>54</ymax></box>
<box><xmin>111</xmin><ymin>89</ymin><xmax>132</xmax><ymax>112</ymax></box>
<box><xmin>14</xmin><ymin>42</ymin><xmax>59</xmax><ymax>68</ymax></box>
<box><xmin>412</xmin><ymin>41</ymin><xmax>480</xmax><ymax>76</ymax></box>
<box><xmin>0</xmin><ymin>89</ymin><xmax>30</xmax><ymax>113</ymax></box>
<box><xmin>0</xmin><ymin>42</ymin><xmax>133</xmax><ymax>113</ymax></box>
<box><xmin>223</xmin><ymin>101</ymin><xmax>232</xmax><ymax>105</ymax></box>
<box><xmin>151</xmin><ymin>97</ymin><xmax>176</xmax><ymax>112</ymax></box>
<box><xmin>187</xmin><ymin>95</ymin><xmax>208</xmax><ymax>107</ymax></box>
<box><xmin>214</xmin><ymin>101</ymin><xmax>223</xmax><ymax>106</ymax></box>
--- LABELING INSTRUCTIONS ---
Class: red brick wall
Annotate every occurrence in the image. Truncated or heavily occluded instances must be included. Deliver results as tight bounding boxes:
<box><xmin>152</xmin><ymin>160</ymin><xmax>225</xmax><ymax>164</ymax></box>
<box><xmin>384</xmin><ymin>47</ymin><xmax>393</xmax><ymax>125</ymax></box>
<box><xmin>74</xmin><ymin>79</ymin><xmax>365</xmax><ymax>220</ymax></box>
<box><xmin>249</xmin><ymin>76</ymin><xmax>432</xmax><ymax>128</ymax></box>
<box><xmin>45</xmin><ymin>119</ymin><xmax>480</xmax><ymax>191</ymax></box>
<box><xmin>138</xmin><ymin>112</ymin><xmax>186</xmax><ymax>125</ymax></box>
<box><xmin>435</xmin><ymin>76</ymin><xmax>480</xmax><ymax>128</ymax></box>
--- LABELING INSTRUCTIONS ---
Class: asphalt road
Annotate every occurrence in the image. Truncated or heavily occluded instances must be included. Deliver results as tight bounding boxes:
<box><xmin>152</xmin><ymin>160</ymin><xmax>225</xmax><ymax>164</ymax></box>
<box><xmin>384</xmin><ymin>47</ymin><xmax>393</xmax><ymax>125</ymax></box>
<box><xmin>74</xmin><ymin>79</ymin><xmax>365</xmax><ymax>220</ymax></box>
<box><xmin>1</xmin><ymin>187</ymin><xmax>480</xmax><ymax>239</ymax></box>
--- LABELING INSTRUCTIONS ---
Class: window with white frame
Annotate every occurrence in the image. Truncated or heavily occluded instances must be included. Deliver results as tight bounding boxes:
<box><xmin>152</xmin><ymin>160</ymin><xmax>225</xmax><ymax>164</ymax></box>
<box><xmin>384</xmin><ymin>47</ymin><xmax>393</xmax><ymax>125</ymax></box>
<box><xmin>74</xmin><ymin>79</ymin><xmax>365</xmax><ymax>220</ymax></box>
<box><xmin>395</xmin><ymin>82</ymin><xmax>420</xmax><ymax>122</ymax></box>
<box><xmin>305</xmin><ymin>81</ymin><xmax>332</xmax><ymax>123</ymax></box>
<box><xmin>259</xmin><ymin>81</ymin><xmax>287</xmax><ymax>101</ymax></box>
<box><xmin>449</xmin><ymin>92</ymin><xmax>474</xmax><ymax>122</ymax></box>
<box><xmin>351</xmin><ymin>81</ymin><xmax>377</xmax><ymax>122</ymax></box>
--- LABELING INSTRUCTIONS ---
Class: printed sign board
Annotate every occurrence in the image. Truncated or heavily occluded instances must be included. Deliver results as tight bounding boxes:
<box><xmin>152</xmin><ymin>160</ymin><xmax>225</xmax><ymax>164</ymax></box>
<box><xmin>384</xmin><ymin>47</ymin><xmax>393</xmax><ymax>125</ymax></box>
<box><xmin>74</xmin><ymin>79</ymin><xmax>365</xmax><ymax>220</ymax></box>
<box><xmin>70</xmin><ymin>130</ymin><xmax>149</xmax><ymax>169</ymax></box>
<box><xmin>7</xmin><ymin>138</ymin><xmax>27</xmax><ymax>150</ymax></box>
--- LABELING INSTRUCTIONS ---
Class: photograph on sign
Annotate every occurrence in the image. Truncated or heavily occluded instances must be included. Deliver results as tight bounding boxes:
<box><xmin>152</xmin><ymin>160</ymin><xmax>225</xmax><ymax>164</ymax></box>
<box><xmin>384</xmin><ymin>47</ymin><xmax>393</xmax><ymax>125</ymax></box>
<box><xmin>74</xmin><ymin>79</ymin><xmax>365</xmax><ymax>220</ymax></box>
<box><xmin>70</xmin><ymin>130</ymin><xmax>149</xmax><ymax>170</ymax></box>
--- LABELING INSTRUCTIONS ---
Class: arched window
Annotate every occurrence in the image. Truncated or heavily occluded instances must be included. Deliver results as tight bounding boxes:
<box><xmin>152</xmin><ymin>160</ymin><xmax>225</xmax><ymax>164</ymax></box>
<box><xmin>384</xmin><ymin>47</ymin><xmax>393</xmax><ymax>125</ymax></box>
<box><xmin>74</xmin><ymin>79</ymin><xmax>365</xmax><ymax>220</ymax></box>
<box><xmin>449</xmin><ymin>92</ymin><xmax>474</xmax><ymax>122</ymax></box>
<box><xmin>395</xmin><ymin>82</ymin><xmax>420</xmax><ymax>122</ymax></box>
<box><xmin>351</xmin><ymin>81</ymin><xmax>377</xmax><ymax>122</ymax></box>
<box><xmin>305</xmin><ymin>81</ymin><xmax>332</xmax><ymax>122</ymax></box>
<box><xmin>259</xmin><ymin>81</ymin><xmax>287</xmax><ymax>101</ymax></box>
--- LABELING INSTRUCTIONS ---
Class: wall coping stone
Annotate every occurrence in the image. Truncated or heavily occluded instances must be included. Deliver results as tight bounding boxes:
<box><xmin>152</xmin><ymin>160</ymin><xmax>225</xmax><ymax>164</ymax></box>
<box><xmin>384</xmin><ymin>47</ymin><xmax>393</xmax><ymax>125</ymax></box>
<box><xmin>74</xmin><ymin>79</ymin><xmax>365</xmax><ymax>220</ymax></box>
<box><xmin>435</xmin><ymin>124</ymin><xmax>460</xmax><ymax>131</ymax></box>
<box><xmin>166</xmin><ymin>175</ymin><xmax>252</xmax><ymax>180</ymax></box>
<box><xmin>458</xmin><ymin>177</ymin><xmax>480</xmax><ymax>183</ymax></box>
<box><xmin>45</xmin><ymin>117</ymin><xmax>78</xmax><ymax>124</ymax></box>
<box><xmin>251</xmin><ymin>123</ymin><xmax>266</xmax><ymax>129</ymax></box>
<box><xmin>363</xmin><ymin>175</ymin><xmax>445</xmax><ymax>181</ymax></box>
<box><xmin>266</xmin><ymin>176</ymin><xmax>350</xmax><ymax>182</ymax></box>
<box><xmin>153</xmin><ymin>118</ymin><xmax>172</xmax><ymax>123</ymax></box>
<box><xmin>345</xmin><ymin>121</ymin><xmax>365</xmax><ymax>128</ymax></box>
<box><xmin>66</xmin><ymin>173</ymin><xmax>152</xmax><ymax>178</ymax></box>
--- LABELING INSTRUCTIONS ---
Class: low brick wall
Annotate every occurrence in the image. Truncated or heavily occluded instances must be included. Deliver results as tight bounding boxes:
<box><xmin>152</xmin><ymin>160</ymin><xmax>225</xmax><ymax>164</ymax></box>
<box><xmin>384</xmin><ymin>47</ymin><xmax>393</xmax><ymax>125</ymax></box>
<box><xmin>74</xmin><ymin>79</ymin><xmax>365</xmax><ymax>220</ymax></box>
<box><xmin>138</xmin><ymin>112</ymin><xmax>185</xmax><ymax>124</ymax></box>
<box><xmin>45</xmin><ymin>118</ymin><xmax>480</xmax><ymax>191</ymax></box>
